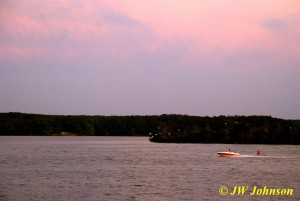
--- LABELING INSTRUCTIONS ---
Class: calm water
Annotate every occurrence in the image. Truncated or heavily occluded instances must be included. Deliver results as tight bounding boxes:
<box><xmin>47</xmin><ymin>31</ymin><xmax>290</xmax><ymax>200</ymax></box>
<box><xmin>0</xmin><ymin>136</ymin><xmax>299</xmax><ymax>201</ymax></box>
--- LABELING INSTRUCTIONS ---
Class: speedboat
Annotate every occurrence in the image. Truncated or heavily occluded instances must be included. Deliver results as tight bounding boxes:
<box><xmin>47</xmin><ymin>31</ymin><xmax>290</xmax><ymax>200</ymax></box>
<box><xmin>217</xmin><ymin>151</ymin><xmax>240</xmax><ymax>157</ymax></box>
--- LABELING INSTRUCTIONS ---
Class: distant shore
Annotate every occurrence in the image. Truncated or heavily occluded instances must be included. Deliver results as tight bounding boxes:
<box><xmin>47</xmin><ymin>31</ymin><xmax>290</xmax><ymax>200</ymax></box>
<box><xmin>51</xmin><ymin>132</ymin><xmax>79</xmax><ymax>136</ymax></box>
<box><xmin>0</xmin><ymin>113</ymin><xmax>299</xmax><ymax>144</ymax></box>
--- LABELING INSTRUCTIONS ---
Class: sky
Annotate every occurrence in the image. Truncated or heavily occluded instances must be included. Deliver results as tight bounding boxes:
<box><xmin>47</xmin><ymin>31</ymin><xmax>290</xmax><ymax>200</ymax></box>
<box><xmin>0</xmin><ymin>0</ymin><xmax>300</xmax><ymax>119</ymax></box>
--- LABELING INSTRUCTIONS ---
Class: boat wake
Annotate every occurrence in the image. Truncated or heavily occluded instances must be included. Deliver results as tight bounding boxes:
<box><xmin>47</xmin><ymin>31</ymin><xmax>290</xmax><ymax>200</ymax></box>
<box><xmin>238</xmin><ymin>155</ymin><xmax>297</xmax><ymax>159</ymax></box>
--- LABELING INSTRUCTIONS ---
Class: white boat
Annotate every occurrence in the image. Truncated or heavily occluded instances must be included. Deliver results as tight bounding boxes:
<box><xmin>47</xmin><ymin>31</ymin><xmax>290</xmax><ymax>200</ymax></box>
<box><xmin>217</xmin><ymin>151</ymin><xmax>240</xmax><ymax>157</ymax></box>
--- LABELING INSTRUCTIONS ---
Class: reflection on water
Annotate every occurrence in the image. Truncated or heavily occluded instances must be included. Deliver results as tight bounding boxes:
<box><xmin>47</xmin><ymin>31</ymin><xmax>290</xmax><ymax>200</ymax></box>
<box><xmin>0</xmin><ymin>136</ymin><xmax>299</xmax><ymax>201</ymax></box>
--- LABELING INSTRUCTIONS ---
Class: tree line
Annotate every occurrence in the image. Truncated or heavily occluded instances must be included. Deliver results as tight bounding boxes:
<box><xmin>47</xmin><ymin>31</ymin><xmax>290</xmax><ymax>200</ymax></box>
<box><xmin>0</xmin><ymin>113</ymin><xmax>299</xmax><ymax>144</ymax></box>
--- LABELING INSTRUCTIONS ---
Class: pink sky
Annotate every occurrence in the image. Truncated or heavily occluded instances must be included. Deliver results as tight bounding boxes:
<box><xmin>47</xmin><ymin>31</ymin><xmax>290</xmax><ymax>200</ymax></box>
<box><xmin>1</xmin><ymin>0</ymin><xmax>300</xmax><ymax>118</ymax></box>
<box><xmin>1</xmin><ymin>0</ymin><xmax>299</xmax><ymax>63</ymax></box>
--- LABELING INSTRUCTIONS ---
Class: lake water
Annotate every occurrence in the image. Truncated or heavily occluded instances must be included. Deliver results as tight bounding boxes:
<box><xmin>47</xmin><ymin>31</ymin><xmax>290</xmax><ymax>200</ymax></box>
<box><xmin>0</xmin><ymin>136</ymin><xmax>299</xmax><ymax>201</ymax></box>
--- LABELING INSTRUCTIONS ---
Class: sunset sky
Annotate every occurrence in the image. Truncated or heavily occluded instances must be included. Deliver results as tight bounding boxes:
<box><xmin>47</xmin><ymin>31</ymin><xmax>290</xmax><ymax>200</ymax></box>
<box><xmin>1</xmin><ymin>0</ymin><xmax>300</xmax><ymax>119</ymax></box>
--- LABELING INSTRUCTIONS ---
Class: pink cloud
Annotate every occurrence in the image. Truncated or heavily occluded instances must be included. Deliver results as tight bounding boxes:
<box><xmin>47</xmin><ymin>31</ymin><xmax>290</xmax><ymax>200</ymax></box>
<box><xmin>1</xmin><ymin>0</ymin><xmax>299</xmax><ymax>68</ymax></box>
<box><xmin>1</xmin><ymin>2</ymin><xmax>105</xmax><ymax>40</ymax></box>
<box><xmin>109</xmin><ymin>0</ymin><xmax>300</xmax><ymax>50</ymax></box>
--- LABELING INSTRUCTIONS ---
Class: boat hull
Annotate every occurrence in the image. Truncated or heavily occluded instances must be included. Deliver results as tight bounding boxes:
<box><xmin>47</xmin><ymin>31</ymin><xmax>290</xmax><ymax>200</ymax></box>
<box><xmin>217</xmin><ymin>152</ymin><xmax>240</xmax><ymax>157</ymax></box>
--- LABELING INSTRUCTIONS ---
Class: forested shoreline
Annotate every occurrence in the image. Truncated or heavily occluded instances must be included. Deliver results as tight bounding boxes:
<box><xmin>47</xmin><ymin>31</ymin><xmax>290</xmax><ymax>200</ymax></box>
<box><xmin>0</xmin><ymin>113</ymin><xmax>299</xmax><ymax>144</ymax></box>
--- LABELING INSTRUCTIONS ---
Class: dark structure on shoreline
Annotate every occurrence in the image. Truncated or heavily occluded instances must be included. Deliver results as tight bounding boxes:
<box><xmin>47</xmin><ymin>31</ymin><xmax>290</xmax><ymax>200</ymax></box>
<box><xmin>0</xmin><ymin>113</ymin><xmax>299</xmax><ymax>144</ymax></box>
